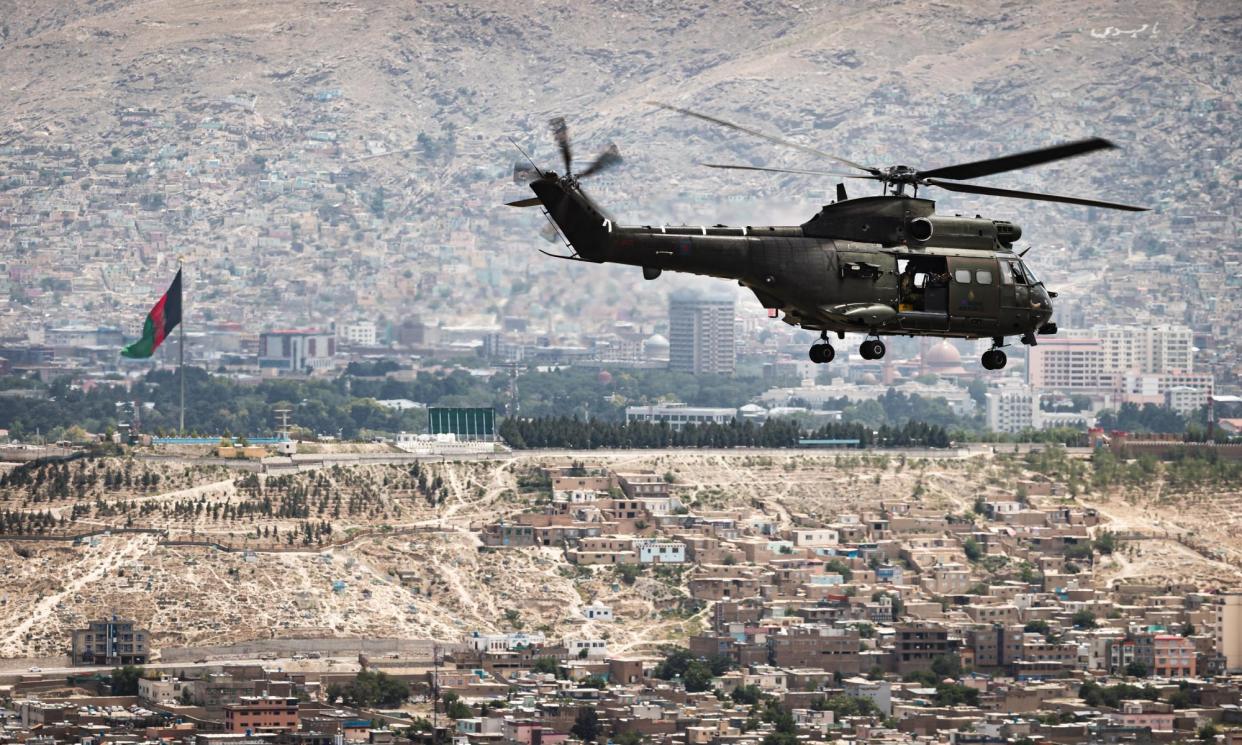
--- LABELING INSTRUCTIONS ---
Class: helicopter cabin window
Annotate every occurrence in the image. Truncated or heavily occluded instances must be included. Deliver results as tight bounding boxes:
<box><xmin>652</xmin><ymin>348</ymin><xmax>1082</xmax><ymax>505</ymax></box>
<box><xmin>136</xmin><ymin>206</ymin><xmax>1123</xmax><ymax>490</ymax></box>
<box><xmin>954</xmin><ymin>269</ymin><xmax>972</xmax><ymax>284</ymax></box>
<box><xmin>998</xmin><ymin>262</ymin><xmax>1014</xmax><ymax>285</ymax></box>
<box><xmin>975</xmin><ymin>270</ymin><xmax>993</xmax><ymax>285</ymax></box>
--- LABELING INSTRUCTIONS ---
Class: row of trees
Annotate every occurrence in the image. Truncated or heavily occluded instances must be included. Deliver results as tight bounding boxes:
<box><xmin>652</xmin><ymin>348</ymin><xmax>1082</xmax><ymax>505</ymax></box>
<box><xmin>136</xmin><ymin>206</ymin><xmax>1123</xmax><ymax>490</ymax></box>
<box><xmin>0</xmin><ymin>362</ymin><xmax>1070</xmax><ymax>442</ymax></box>
<box><xmin>5</xmin><ymin>362</ymin><xmax>1228</xmax><ymax>444</ymax></box>
<box><xmin>499</xmin><ymin>417</ymin><xmax>952</xmax><ymax>450</ymax></box>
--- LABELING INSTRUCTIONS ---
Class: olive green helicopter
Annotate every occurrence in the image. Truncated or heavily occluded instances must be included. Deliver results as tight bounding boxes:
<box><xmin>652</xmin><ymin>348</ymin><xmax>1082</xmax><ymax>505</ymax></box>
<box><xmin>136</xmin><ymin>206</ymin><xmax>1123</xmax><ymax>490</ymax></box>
<box><xmin>508</xmin><ymin>104</ymin><xmax>1147</xmax><ymax>369</ymax></box>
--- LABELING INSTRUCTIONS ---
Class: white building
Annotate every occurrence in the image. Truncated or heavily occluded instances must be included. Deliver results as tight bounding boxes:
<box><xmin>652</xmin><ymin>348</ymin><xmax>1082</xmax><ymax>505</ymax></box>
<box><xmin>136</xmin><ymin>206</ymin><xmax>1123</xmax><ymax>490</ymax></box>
<box><xmin>258</xmin><ymin>330</ymin><xmax>336</xmax><ymax>373</ymax></box>
<box><xmin>842</xmin><ymin>677</ymin><xmax>892</xmax><ymax>715</ymax></box>
<box><xmin>582</xmin><ymin>603</ymin><xmax>614</xmax><ymax>622</ymax></box>
<box><xmin>464</xmin><ymin>631</ymin><xmax>546</xmax><ymax>652</ymax></box>
<box><xmin>636</xmin><ymin>539</ymin><xmax>686</xmax><ymax>564</ymax></box>
<box><xmin>760</xmin><ymin>380</ymin><xmax>976</xmax><ymax>417</ymax></box>
<box><xmin>396</xmin><ymin>432</ymin><xmax>499</xmax><ymax>456</ymax></box>
<box><xmin>636</xmin><ymin>496</ymin><xmax>684</xmax><ymax>515</ymax></box>
<box><xmin>1029</xmin><ymin>324</ymin><xmax>1198</xmax><ymax>392</ymax></box>
<box><xmin>625</xmin><ymin>403</ymin><xmax>737</xmax><ymax>431</ymax></box>
<box><xmin>566</xmin><ymin>638</ymin><xmax>608</xmax><ymax>659</ymax></box>
<box><xmin>1219</xmin><ymin>594</ymin><xmax>1242</xmax><ymax>673</ymax></box>
<box><xmin>339</xmin><ymin>320</ymin><xmax>378</xmax><ymax>346</ymax></box>
<box><xmin>983</xmin><ymin>500</ymin><xmax>1022</xmax><ymax>518</ymax></box>
<box><xmin>985</xmin><ymin>383</ymin><xmax>1040</xmax><ymax>433</ymax></box>
<box><xmin>791</xmin><ymin>529</ymin><xmax>839</xmax><ymax>548</ymax></box>
<box><xmin>138</xmin><ymin>676</ymin><xmax>193</xmax><ymax>706</ymax></box>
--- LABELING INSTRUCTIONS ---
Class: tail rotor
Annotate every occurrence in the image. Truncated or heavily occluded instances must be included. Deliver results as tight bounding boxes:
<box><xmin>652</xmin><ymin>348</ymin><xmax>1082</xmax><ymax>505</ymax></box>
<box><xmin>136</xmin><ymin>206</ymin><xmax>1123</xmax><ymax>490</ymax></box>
<box><xmin>505</xmin><ymin>116</ymin><xmax>624</xmax><ymax>214</ymax></box>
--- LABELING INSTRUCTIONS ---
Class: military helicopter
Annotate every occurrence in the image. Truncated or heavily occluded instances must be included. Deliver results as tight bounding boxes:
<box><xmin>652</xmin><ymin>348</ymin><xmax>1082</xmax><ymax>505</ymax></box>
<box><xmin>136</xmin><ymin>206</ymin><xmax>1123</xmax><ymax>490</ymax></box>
<box><xmin>507</xmin><ymin>105</ymin><xmax>1147</xmax><ymax>369</ymax></box>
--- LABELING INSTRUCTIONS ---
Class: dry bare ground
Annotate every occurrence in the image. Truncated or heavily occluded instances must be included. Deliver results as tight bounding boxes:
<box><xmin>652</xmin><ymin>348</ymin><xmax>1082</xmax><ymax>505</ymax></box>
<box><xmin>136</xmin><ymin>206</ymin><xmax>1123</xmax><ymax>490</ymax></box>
<box><xmin>2</xmin><ymin>450</ymin><xmax>1241</xmax><ymax>659</ymax></box>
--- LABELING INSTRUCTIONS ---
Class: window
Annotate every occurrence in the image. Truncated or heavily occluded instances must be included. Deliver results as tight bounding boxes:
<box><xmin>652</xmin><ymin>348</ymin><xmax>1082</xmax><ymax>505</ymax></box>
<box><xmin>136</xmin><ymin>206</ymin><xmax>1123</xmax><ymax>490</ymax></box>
<box><xmin>1020</xmin><ymin>262</ymin><xmax>1041</xmax><ymax>284</ymax></box>
<box><xmin>1007</xmin><ymin>261</ymin><xmax>1026</xmax><ymax>284</ymax></box>
<box><xmin>954</xmin><ymin>269</ymin><xmax>972</xmax><ymax>284</ymax></box>
<box><xmin>975</xmin><ymin>270</ymin><xmax>993</xmax><ymax>285</ymax></box>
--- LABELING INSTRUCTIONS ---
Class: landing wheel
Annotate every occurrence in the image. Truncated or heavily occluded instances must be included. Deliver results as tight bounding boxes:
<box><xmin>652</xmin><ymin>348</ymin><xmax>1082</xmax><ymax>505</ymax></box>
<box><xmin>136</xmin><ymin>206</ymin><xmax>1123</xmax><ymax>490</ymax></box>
<box><xmin>982</xmin><ymin>349</ymin><xmax>1007</xmax><ymax>370</ymax></box>
<box><xmin>809</xmin><ymin>343</ymin><xmax>835</xmax><ymax>364</ymax></box>
<box><xmin>860</xmin><ymin>339</ymin><xmax>886</xmax><ymax>360</ymax></box>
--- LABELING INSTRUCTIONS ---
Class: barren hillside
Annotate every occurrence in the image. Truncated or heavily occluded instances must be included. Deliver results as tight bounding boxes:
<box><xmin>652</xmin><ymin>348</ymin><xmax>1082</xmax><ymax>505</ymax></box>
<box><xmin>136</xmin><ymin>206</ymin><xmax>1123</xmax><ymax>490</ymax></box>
<box><xmin>3</xmin><ymin>450</ymin><xmax>1240</xmax><ymax>660</ymax></box>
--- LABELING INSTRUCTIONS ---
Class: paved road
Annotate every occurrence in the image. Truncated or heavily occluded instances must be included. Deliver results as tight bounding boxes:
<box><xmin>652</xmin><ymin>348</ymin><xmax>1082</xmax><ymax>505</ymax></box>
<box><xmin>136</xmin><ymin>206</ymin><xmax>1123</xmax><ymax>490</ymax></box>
<box><xmin>0</xmin><ymin>654</ymin><xmax>366</xmax><ymax>680</ymax></box>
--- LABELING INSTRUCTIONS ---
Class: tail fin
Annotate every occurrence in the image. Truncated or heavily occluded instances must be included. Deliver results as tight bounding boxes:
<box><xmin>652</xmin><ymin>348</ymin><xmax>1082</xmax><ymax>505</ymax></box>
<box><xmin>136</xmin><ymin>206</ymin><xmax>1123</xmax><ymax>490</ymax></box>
<box><xmin>530</xmin><ymin>177</ymin><xmax>610</xmax><ymax>258</ymax></box>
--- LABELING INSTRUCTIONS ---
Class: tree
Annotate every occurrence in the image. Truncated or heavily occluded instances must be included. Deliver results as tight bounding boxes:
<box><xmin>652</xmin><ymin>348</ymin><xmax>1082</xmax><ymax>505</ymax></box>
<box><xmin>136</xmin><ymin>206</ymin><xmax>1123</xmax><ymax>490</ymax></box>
<box><xmin>1198</xmin><ymin>723</ymin><xmax>1218</xmax><ymax>741</ymax></box>
<box><xmin>571</xmin><ymin>707</ymin><xmax>600</xmax><ymax>742</ymax></box>
<box><xmin>110</xmin><ymin>665</ymin><xmax>145</xmax><ymax>695</ymax></box>
<box><xmin>616</xmin><ymin>564</ymin><xmax>641</xmax><ymax>585</ymax></box>
<box><xmin>1072</xmin><ymin>610</ymin><xmax>1098</xmax><ymax>629</ymax></box>
<box><xmin>682</xmin><ymin>660</ymin><xmax>714</xmax><ymax>692</ymax></box>
<box><xmin>443</xmin><ymin>691</ymin><xmax>472</xmax><ymax>719</ymax></box>
<box><xmin>824</xmin><ymin>558</ymin><xmax>853</xmax><ymax>580</ymax></box>
<box><xmin>1094</xmin><ymin>531</ymin><xmax>1118</xmax><ymax>555</ymax></box>
<box><xmin>963</xmin><ymin>537</ymin><xmax>983</xmax><ymax>561</ymax></box>
<box><xmin>532</xmin><ymin>657</ymin><xmax>559</xmax><ymax>676</ymax></box>
<box><xmin>1065</xmin><ymin>542</ymin><xmax>1094</xmax><ymax>562</ymax></box>
<box><xmin>1125</xmin><ymin>660</ymin><xmax>1149</xmax><ymax>678</ymax></box>
<box><xmin>934</xmin><ymin>682</ymin><xmax>980</xmax><ymax>707</ymax></box>
<box><xmin>335</xmin><ymin>670</ymin><xmax>409</xmax><ymax>708</ymax></box>
<box><xmin>930</xmin><ymin>655</ymin><xmax>962</xmax><ymax>679</ymax></box>
<box><xmin>812</xmin><ymin>695</ymin><xmax>878</xmax><ymax>718</ymax></box>
<box><xmin>731</xmin><ymin>684</ymin><xmax>762</xmax><ymax>705</ymax></box>
<box><xmin>653</xmin><ymin>646</ymin><xmax>695</xmax><ymax>679</ymax></box>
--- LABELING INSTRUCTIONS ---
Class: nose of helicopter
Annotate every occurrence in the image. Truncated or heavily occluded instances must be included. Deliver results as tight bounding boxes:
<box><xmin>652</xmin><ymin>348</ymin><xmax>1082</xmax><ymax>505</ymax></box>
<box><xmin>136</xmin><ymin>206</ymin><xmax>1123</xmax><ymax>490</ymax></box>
<box><xmin>1033</xmin><ymin>285</ymin><xmax>1054</xmax><ymax>325</ymax></box>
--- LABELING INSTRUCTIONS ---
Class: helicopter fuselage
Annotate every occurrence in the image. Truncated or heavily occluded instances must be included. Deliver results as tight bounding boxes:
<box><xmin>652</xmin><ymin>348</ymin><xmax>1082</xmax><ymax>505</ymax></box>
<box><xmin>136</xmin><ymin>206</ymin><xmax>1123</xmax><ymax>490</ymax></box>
<box><xmin>529</xmin><ymin>175</ymin><xmax>1055</xmax><ymax>346</ymax></box>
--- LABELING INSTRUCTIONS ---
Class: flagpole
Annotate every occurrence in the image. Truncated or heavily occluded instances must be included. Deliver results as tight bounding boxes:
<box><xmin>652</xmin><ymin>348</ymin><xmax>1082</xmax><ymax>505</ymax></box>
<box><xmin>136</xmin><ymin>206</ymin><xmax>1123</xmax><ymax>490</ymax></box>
<box><xmin>179</xmin><ymin>258</ymin><xmax>185</xmax><ymax>435</ymax></box>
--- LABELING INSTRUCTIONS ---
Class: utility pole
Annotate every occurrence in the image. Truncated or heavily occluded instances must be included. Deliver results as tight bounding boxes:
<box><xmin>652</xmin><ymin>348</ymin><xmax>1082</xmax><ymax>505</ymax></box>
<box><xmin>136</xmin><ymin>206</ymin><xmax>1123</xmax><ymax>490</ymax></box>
<box><xmin>178</xmin><ymin>258</ymin><xmax>186</xmax><ymax>435</ymax></box>
<box><xmin>431</xmin><ymin>642</ymin><xmax>441</xmax><ymax>730</ymax></box>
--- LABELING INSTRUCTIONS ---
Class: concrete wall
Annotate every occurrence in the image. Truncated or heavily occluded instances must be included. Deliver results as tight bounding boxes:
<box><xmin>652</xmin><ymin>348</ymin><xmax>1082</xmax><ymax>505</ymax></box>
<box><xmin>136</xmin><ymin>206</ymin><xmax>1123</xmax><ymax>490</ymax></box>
<box><xmin>159</xmin><ymin>638</ymin><xmax>452</xmax><ymax>663</ymax></box>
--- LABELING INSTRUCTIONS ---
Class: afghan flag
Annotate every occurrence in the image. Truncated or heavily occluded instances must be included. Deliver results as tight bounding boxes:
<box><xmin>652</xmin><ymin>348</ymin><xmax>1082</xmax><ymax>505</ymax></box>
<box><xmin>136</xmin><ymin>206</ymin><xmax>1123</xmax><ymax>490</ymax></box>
<box><xmin>121</xmin><ymin>269</ymin><xmax>182</xmax><ymax>359</ymax></box>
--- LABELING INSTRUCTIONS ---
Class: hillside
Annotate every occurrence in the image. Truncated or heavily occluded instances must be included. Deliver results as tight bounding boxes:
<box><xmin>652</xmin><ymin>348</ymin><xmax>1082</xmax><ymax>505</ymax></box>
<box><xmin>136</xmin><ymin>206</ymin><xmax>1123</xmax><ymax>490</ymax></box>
<box><xmin>2</xmin><ymin>449</ymin><xmax>1241</xmax><ymax>661</ymax></box>
<box><xmin>0</xmin><ymin>0</ymin><xmax>1237</xmax><ymax>338</ymax></box>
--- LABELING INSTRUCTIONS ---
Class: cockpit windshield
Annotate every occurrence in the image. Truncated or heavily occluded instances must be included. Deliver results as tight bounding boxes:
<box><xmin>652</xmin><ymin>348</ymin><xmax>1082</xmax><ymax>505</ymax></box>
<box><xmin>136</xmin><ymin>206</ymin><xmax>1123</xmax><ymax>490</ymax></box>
<box><xmin>1020</xmin><ymin>261</ymin><xmax>1042</xmax><ymax>285</ymax></box>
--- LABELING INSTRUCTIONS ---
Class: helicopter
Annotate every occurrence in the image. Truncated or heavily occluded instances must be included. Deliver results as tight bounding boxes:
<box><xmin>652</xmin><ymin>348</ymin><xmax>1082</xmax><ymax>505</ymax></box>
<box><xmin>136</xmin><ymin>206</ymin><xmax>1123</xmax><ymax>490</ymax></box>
<box><xmin>507</xmin><ymin>105</ymin><xmax>1147</xmax><ymax>369</ymax></box>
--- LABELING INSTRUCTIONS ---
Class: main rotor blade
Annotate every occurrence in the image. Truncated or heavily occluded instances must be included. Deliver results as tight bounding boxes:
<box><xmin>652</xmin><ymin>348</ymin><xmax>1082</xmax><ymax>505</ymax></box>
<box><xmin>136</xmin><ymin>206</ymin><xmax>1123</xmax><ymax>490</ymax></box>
<box><xmin>701</xmin><ymin>163</ymin><xmax>876</xmax><ymax>179</ymax></box>
<box><xmin>578</xmin><ymin>143</ymin><xmax>622</xmax><ymax>178</ymax></box>
<box><xmin>550</xmin><ymin>117</ymin><xmax>572</xmax><ymax>174</ymax></box>
<box><xmin>919</xmin><ymin>138</ymin><xmax>1116</xmax><ymax>181</ymax></box>
<box><xmin>506</xmin><ymin>197</ymin><xmax>543</xmax><ymax>208</ymax></box>
<box><xmin>649</xmin><ymin>101</ymin><xmax>878</xmax><ymax>174</ymax></box>
<box><xmin>925</xmin><ymin>178</ymin><xmax>1149</xmax><ymax>212</ymax></box>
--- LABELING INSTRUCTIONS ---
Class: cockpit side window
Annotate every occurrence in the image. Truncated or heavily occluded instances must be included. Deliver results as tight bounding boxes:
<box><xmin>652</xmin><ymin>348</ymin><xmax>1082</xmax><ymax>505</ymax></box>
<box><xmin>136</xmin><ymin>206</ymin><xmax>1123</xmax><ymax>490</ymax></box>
<box><xmin>998</xmin><ymin>261</ymin><xmax>1014</xmax><ymax>285</ymax></box>
<box><xmin>1008</xmin><ymin>260</ymin><xmax>1027</xmax><ymax>285</ymax></box>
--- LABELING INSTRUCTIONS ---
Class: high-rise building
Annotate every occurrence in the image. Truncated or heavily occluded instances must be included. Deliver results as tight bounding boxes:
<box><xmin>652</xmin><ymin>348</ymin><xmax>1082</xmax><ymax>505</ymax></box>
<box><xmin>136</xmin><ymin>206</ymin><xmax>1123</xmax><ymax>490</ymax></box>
<box><xmin>1219</xmin><ymin>594</ymin><xmax>1242</xmax><ymax>673</ymax></box>
<box><xmin>1028</xmin><ymin>324</ymin><xmax>1197</xmax><ymax>392</ymax></box>
<box><xmin>985</xmin><ymin>383</ymin><xmax>1041</xmax><ymax>433</ymax></box>
<box><xmin>338</xmin><ymin>319</ymin><xmax>377</xmax><ymax>346</ymax></box>
<box><xmin>668</xmin><ymin>297</ymin><xmax>735</xmax><ymax>375</ymax></box>
<box><xmin>258</xmin><ymin>330</ymin><xmax>336</xmax><ymax>374</ymax></box>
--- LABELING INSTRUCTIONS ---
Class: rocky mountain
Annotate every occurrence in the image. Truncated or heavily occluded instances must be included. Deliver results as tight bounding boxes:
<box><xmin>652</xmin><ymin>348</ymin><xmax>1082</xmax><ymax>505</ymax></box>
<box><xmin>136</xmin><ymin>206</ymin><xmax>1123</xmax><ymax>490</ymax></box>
<box><xmin>0</xmin><ymin>0</ymin><xmax>1237</xmax><ymax>350</ymax></box>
